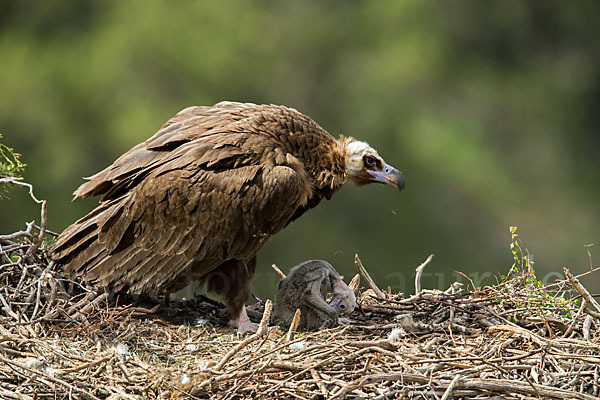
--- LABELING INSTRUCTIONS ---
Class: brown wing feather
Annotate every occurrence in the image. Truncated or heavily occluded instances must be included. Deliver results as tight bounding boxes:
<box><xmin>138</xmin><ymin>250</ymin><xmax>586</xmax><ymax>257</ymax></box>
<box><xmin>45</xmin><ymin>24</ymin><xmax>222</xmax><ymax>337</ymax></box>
<box><xmin>74</xmin><ymin>102</ymin><xmax>337</xmax><ymax>200</ymax></box>
<box><xmin>64</xmin><ymin>162</ymin><xmax>309</xmax><ymax>294</ymax></box>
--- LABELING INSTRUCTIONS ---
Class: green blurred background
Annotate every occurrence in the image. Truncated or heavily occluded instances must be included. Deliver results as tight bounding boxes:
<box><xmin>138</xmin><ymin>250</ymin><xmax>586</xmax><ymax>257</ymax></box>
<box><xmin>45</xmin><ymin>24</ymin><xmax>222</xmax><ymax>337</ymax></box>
<box><xmin>1</xmin><ymin>1</ymin><xmax>598</xmax><ymax>298</ymax></box>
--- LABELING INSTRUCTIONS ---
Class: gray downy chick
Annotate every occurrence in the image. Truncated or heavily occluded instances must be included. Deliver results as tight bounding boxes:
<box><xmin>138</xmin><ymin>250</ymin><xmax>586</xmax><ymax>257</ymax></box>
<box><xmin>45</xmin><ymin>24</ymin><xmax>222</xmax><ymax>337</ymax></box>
<box><xmin>272</xmin><ymin>260</ymin><xmax>356</xmax><ymax>330</ymax></box>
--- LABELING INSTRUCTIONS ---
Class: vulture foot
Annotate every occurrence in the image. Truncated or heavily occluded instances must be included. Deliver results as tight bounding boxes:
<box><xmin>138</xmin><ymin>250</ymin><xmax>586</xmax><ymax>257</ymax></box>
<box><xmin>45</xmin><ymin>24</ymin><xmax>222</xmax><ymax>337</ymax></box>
<box><xmin>236</xmin><ymin>306</ymin><xmax>258</xmax><ymax>335</ymax></box>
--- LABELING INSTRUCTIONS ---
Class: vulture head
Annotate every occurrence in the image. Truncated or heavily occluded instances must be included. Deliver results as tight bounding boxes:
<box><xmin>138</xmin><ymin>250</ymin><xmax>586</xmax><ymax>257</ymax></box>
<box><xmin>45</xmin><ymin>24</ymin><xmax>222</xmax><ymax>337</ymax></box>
<box><xmin>344</xmin><ymin>140</ymin><xmax>405</xmax><ymax>190</ymax></box>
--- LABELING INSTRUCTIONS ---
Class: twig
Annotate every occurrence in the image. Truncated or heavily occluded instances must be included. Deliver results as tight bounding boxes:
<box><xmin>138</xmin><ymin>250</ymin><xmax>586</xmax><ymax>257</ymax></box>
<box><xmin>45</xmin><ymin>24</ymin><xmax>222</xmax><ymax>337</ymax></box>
<box><xmin>594</xmin><ymin>365</ymin><xmax>599</xmax><ymax>397</ymax></box>
<box><xmin>459</xmin><ymin>376</ymin><xmax>597</xmax><ymax>400</ymax></box>
<box><xmin>583</xmin><ymin>315</ymin><xmax>593</xmax><ymax>341</ymax></box>
<box><xmin>454</xmin><ymin>269</ymin><xmax>477</xmax><ymax>291</ymax></box>
<box><xmin>286</xmin><ymin>309</ymin><xmax>301</xmax><ymax>342</ymax></box>
<box><xmin>347</xmin><ymin>340</ymin><xmax>398</xmax><ymax>352</ymax></box>
<box><xmin>29</xmin><ymin>277</ymin><xmax>43</xmax><ymax>321</ymax></box>
<box><xmin>264</xmin><ymin>353</ymin><xmax>339</xmax><ymax>397</ymax></box>
<box><xmin>25</xmin><ymin>200</ymin><xmax>47</xmax><ymax>260</ymax></box>
<box><xmin>310</xmin><ymin>369</ymin><xmax>328</xmax><ymax>398</ymax></box>
<box><xmin>222</xmin><ymin>358</ymin><xmax>272</xmax><ymax>400</ymax></box>
<box><xmin>66</xmin><ymin>291</ymin><xmax>96</xmax><ymax>315</ymax></box>
<box><xmin>415</xmin><ymin>254</ymin><xmax>435</xmax><ymax>295</ymax></box>
<box><xmin>354</xmin><ymin>254</ymin><xmax>386</xmax><ymax>300</ymax></box>
<box><xmin>348</xmin><ymin>273</ymin><xmax>360</xmax><ymax>293</ymax></box>
<box><xmin>546</xmin><ymin>264</ymin><xmax>600</xmax><ymax>289</ymax></box>
<box><xmin>563</xmin><ymin>297</ymin><xmax>586</xmax><ymax>338</ymax></box>
<box><xmin>0</xmin><ymin>353</ymin><xmax>102</xmax><ymax>400</ymax></box>
<box><xmin>564</xmin><ymin>267</ymin><xmax>600</xmax><ymax>319</ymax></box>
<box><xmin>214</xmin><ymin>301</ymin><xmax>273</xmax><ymax>371</ymax></box>
<box><xmin>165</xmin><ymin>382</ymin><xmax>203</xmax><ymax>400</ymax></box>
<box><xmin>60</xmin><ymin>353</ymin><xmax>114</xmax><ymax>373</ymax></box>
<box><xmin>0</xmin><ymin>221</ymin><xmax>36</xmax><ymax>241</ymax></box>
<box><xmin>70</xmin><ymin>292</ymin><xmax>109</xmax><ymax>320</ymax></box>
<box><xmin>0</xmin><ymin>177</ymin><xmax>44</xmax><ymax>204</ymax></box>
<box><xmin>585</xmin><ymin>244</ymin><xmax>594</xmax><ymax>270</ymax></box>
<box><xmin>440</xmin><ymin>374</ymin><xmax>461</xmax><ymax>400</ymax></box>
<box><xmin>257</xmin><ymin>299</ymin><xmax>272</xmax><ymax>336</ymax></box>
<box><xmin>272</xmin><ymin>263</ymin><xmax>286</xmax><ymax>279</ymax></box>
<box><xmin>0</xmin><ymin>292</ymin><xmax>19</xmax><ymax>321</ymax></box>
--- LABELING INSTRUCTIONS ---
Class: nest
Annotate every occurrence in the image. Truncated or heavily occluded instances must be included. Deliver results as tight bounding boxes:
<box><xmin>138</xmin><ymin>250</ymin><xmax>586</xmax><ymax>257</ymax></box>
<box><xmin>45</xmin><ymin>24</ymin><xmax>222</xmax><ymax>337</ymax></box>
<box><xmin>1</xmin><ymin>178</ymin><xmax>599</xmax><ymax>399</ymax></box>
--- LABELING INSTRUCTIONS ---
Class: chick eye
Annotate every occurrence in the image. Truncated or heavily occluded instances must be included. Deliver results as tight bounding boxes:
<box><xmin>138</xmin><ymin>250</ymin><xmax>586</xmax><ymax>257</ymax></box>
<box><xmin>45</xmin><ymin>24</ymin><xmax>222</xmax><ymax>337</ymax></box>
<box><xmin>364</xmin><ymin>155</ymin><xmax>377</xmax><ymax>168</ymax></box>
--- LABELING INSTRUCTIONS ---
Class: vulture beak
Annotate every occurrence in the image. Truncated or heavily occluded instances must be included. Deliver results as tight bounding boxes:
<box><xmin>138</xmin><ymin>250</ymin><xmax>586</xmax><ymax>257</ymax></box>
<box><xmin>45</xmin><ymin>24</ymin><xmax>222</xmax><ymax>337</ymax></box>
<box><xmin>368</xmin><ymin>163</ymin><xmax>406</xmax><ymax>191</ymax></box>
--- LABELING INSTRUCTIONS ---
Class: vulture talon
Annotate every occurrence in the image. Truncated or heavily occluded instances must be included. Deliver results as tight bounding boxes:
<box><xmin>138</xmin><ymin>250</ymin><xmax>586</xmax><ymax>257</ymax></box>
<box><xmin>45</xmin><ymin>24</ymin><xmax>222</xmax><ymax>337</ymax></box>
<box><xmin>236</xmin><ymin>319</ymin><xmax>259</xmax><ymax>335</ymax></box>
<box><xmin>236</xmin><ymin>306</ymin><xmax>258</xmax><ymax>335</ymax></box>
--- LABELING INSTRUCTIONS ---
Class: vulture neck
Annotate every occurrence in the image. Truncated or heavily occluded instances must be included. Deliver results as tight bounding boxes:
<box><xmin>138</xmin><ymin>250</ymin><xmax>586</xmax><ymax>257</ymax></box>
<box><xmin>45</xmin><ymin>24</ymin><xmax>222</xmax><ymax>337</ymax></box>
<box><xmin>309</xmin><ymin>135</ymin><xmax>353</xmax><ymax>192</ymax></box>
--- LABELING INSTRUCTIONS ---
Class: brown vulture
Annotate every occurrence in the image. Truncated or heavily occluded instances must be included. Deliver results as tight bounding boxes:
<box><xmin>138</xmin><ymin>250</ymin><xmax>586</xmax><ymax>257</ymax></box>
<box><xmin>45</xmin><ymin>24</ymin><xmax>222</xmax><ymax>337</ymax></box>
<box><xmin>51</xmin><ymin>101</ymin><xmax>405</xmax><ymax>333</ymax></box>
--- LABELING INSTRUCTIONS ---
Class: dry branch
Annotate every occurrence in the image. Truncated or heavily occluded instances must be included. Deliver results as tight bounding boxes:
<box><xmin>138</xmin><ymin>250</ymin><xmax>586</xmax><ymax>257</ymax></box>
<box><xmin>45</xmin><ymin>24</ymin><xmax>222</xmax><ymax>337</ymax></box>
<box><xmin>414</xmin><ymin>253</ymin><xmax>434</xmax><ymax>294</ymax></box>
<box><xmin>271</xmin><ymin>263</ymin><xmax>286</xmax><ymax>279</ymax></box>
<box><xmin>0</xmin><ymin>353</ymin><xmax>102</xmax><ymax>400</ymax></box>
<box><xmin>441</xmin><ymin>374</ymin><xmax>461</xmax><ymax>400</ymax></box>
<box><xmin>354</xmin><ymin>254</ymin><xmax>386</xmax><ymax>299</ymax></box>
<box><xmin>348</xmin><ymin>273</ymin><xmax>360</xmax><ymax>293</ymax></box>
<box><xmin>564</xmin><ymin>267</ymin><xmax>600</xmax><ymax>319</ymax></box>
<box><xmin>215</xmin><ymin>301</ymin><xmax>273</xmax><ymax>371</ymax></box>
<box><xmin>286</xmin><ymin>309</ymin><xmax>301</xmax><ymax>342</ymax></box>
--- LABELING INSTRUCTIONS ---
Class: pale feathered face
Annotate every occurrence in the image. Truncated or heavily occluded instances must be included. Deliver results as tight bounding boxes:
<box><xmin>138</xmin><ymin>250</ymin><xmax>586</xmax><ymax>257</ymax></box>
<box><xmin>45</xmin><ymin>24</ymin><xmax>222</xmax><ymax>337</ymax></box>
<box><xmin>345</xmin><ymin>140</ymin><xmax>405</xmax><ymax>190</ymax></box>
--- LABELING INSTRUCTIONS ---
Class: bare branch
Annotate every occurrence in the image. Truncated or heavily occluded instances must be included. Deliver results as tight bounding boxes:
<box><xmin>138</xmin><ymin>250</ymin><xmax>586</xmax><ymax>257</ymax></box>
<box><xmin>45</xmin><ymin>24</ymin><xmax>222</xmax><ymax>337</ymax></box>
<box><xmin>0</xmin><ymin>220</ymin><xmax>35</xmax><ymax>241</ymax></box>
<box><xmin>441</xmin><ymin>374</ymin><xmax>461</xmax><ymax>400</ymax></box>
<box><xmin>415</xmin><ymin>254</ymin><xmax>435</xmax><ymax>295</ymax></box>
<box><xmin>25</xmin><ymin>200</ymin><xmax>47</xmax><ymax>260</ymax></box>
<box><xmin>256</xmin><ymin>299</ymin><xmax>272</xmax><ymax>336</ymax></box>
<box><xmin>0</xmin><ymin>177</ymin><xmax>44</xmax><ymax>204</ymax></box>
<box><xmin>564</xmin><ymin>267</ymin><xmax>600</xmax><ymax>319</ymax></box>
<box><xmin>286</xmin><ymin>309</ymin><xmax>301</xmax><ymax>342</ymax></box>
<box><xmin>354</xmin><ymin>254</ymin><xmax>386</xmax><ymax>300</ymax></box>
<box><xmin>271</xmin><ymin>263</ymin><xmax>286</xmax><ymax>279</ymax></box>
<box><xmin>348</xmin><ymin>273</ymin><xmax>360</xmax><ymax>293</ymax></box>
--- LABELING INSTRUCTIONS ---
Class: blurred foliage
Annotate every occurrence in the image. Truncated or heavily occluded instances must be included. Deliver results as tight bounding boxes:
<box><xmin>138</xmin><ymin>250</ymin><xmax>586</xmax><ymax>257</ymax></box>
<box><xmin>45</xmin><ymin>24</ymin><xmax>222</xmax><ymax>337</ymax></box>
<box><xmin>0</xmin><ymin>133</ymin><xmax>26</xmax><ymax>198</ymax></box>
<box><xmin>0</xmin><ymin>0</ymin><xmax>598</xmax><ymax>297</ymax></box>
<box><xmin>0</xmin><ymin>134</ymin><xmax>25</xmax><ymax>178</ymax></box>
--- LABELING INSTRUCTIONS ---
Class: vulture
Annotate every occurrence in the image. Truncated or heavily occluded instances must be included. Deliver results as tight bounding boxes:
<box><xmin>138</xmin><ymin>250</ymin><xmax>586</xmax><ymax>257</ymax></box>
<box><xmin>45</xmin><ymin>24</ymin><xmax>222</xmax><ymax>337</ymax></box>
<box><xmin>51</xmin><ymin>102</ymin><xmax>405</xmax><ymax>333</ymax></box>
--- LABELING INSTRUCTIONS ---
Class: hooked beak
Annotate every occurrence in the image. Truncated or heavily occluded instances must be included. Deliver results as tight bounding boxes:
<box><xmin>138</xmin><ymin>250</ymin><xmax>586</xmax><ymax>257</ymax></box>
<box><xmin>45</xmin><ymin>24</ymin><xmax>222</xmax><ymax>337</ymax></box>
<box><xmin>368</xmin><ymin>163</ymin><xmax>406</xmax><ymax>191</ymax></box>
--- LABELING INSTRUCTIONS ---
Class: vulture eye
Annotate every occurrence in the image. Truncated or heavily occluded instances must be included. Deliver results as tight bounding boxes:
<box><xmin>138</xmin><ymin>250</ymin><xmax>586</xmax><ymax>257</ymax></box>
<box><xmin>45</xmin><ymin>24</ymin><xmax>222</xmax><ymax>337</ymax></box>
<box><xmin>364</xmin><ymin>155</ymin><xmax>377</xmax><ymax>169</ymax></box>
<box><xmin>339</xmin><ymin>303</ymin><xmax>346</xmax><ymax>310</ymax></box>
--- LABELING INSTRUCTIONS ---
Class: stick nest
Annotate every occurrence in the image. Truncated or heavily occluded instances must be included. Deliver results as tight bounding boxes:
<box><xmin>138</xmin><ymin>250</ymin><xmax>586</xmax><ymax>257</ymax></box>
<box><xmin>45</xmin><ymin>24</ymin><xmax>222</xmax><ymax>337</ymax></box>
<box><xmin>1</xmin><ymin>180</ymin><xmax>599</xmax><ymax>399</ymax></box>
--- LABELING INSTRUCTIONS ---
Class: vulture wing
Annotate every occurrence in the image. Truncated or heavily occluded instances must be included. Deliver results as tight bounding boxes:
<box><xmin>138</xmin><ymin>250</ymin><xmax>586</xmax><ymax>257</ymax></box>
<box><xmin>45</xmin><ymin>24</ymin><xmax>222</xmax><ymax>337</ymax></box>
<box><xmin>52</xmin><ymin>102</ymin><xmax>338</xmax><ymax>295</ymax></box>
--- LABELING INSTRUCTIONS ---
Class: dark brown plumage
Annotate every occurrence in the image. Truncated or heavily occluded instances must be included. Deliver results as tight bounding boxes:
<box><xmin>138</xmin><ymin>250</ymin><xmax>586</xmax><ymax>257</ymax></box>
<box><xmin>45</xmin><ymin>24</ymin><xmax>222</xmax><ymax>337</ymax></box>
<box><xmin>51</xmin><ymin>101</ymin><xmax>405</xmax><ymax>333</ymax></box>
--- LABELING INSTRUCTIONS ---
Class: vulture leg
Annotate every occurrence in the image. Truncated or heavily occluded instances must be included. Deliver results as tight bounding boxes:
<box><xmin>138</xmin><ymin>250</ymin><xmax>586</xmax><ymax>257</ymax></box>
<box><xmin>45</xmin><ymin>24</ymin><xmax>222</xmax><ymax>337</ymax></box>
<box><xmin>236</xmin><ymin>306</ymin><xmax>257</xmax><ymax>335</ymax></box>
<box><xmin>205</xmin><ymin>257</ymin><xmax>258</xmax><ymax>334</ymax></box>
